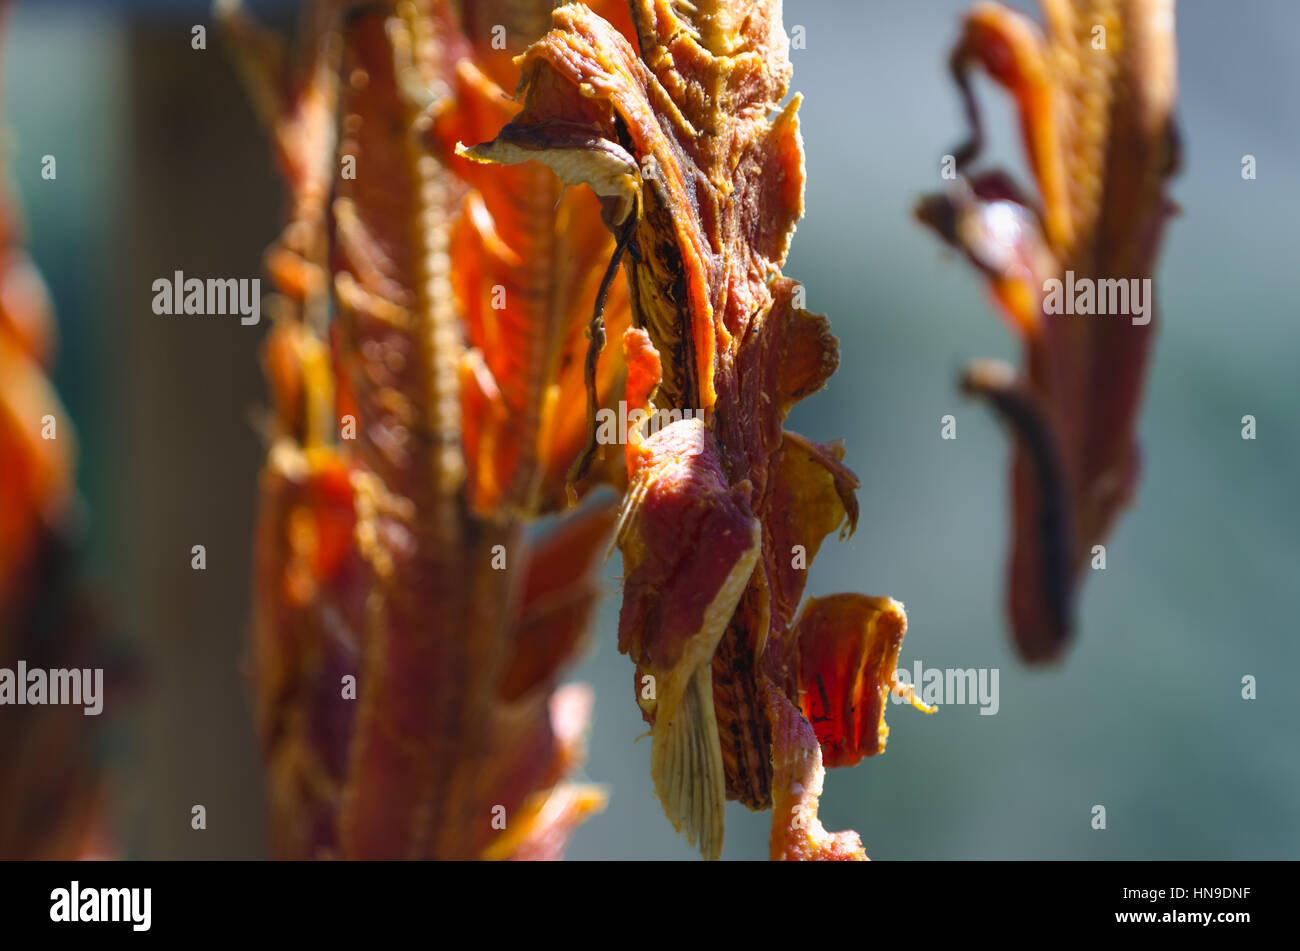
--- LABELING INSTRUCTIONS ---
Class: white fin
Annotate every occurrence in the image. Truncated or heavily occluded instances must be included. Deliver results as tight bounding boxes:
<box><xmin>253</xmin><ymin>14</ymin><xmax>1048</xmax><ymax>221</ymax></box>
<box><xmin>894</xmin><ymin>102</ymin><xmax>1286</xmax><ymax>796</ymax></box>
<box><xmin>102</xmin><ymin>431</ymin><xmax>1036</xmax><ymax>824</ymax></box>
<box><xmin>651</xmin><ymin>663</ymin><xmax>726</xmax><ymax>860</ymax></box>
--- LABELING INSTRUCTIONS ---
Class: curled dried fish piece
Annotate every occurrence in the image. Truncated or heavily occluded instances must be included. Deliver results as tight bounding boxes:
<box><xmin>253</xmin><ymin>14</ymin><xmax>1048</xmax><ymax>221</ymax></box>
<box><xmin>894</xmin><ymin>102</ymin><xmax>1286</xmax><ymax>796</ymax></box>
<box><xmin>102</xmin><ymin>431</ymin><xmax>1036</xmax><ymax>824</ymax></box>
<box><xmin>919</xmin><ymin>0</ymin><xmax>1180</xmax><ymax>660</ymax></box>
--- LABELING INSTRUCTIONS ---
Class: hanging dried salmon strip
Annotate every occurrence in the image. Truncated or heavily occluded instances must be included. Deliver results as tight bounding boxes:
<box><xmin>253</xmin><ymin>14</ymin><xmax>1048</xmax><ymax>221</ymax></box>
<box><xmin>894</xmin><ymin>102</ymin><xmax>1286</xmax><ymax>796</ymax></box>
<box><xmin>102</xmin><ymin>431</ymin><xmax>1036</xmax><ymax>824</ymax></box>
<box><xmin>917</xmin><ymin>0</ymin><xmax>1180</xmax><ymax>660</ymax></box>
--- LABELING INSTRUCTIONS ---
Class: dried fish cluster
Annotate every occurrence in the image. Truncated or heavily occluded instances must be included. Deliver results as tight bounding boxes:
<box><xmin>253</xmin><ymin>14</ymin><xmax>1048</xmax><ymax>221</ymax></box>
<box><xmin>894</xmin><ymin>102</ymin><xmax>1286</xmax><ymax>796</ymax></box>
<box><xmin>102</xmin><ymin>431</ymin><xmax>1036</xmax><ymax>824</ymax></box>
<box><xmin>225</xmin><ymin>0</ymin><xmax>635</xmax><ymax>859</ymax></box>
<box><xmin>467</xmin><ymin>0</ymin><xmax>928</xmax><ymax>859</ymax></box>
<box><xmin>225</xmin><ymin>0</ymin><xmax>1180</xmax><ymax>860</ymax></box>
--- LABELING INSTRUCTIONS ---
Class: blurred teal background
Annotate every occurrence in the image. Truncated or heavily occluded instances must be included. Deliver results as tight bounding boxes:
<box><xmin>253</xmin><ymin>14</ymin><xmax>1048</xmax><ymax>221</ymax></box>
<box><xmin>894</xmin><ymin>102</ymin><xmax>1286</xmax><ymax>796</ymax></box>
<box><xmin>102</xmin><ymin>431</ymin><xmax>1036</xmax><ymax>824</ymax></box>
<box><xmin>6</xmin><ymin>0</ymin><xmax>1297</xmax><ymax>859</ymax></box>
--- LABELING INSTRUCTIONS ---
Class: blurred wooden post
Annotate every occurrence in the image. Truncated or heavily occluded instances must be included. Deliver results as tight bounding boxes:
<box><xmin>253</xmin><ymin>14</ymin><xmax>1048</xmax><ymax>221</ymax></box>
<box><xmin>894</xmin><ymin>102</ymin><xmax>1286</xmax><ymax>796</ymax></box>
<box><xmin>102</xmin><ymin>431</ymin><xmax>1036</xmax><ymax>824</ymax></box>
<box><xmin>116</xmin><ymin>20</ymin><xmax>284</xmax><ymax>859</ymax></box>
